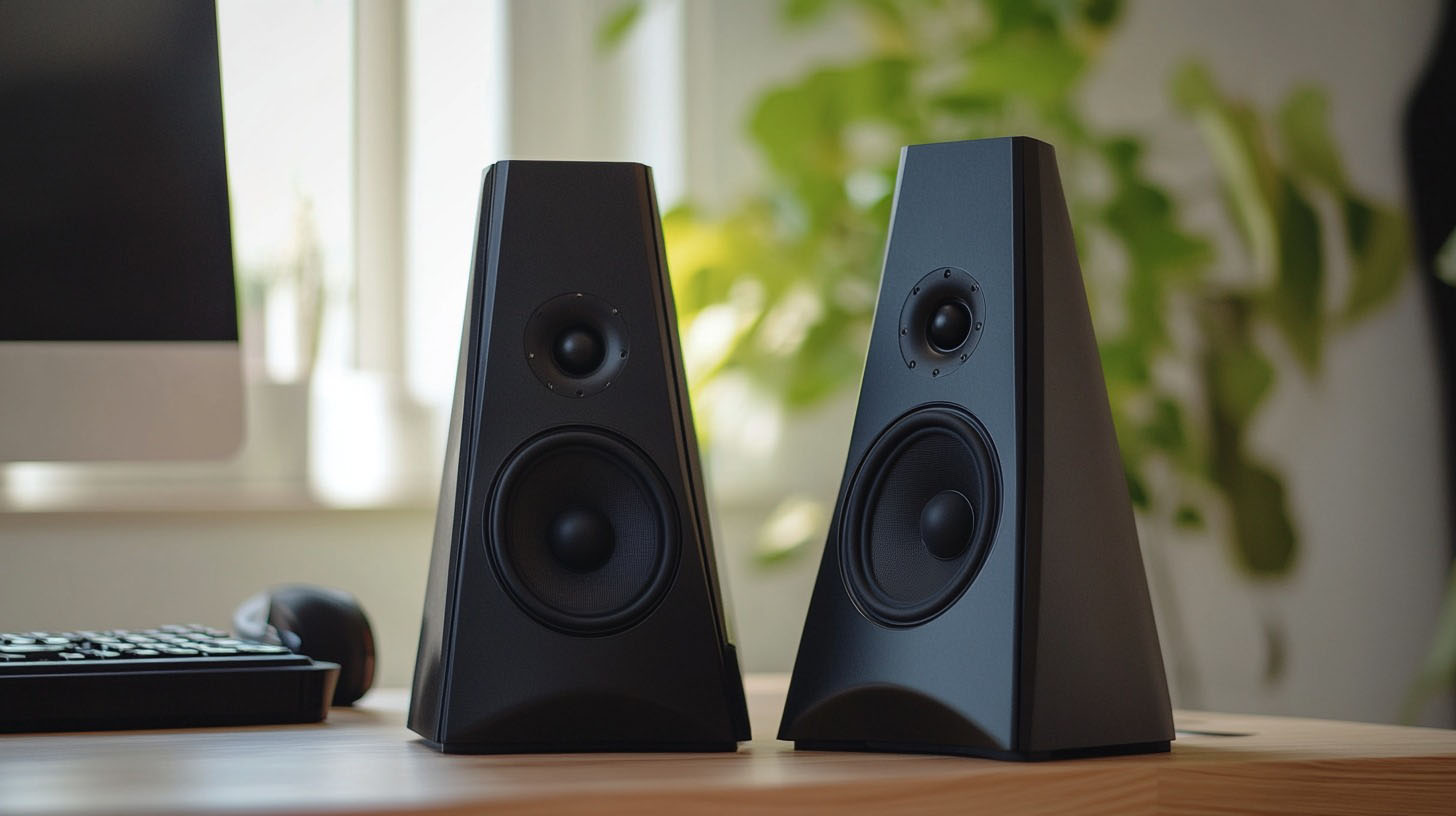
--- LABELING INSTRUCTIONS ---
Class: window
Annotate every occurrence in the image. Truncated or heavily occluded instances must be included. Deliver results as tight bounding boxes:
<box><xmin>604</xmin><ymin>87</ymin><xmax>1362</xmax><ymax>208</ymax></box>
<box><xmin>0</xmin><ymin>0</ymin><xmax>699</xmax><ymax>511</ymax></box>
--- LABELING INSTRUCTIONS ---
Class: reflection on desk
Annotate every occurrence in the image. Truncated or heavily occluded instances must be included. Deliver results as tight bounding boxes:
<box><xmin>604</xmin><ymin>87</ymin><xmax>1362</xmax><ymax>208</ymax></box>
<box><xmin>1</xmin><ymin>675</ymin><xmax>1454</xmax><ymax>815</ymax></box>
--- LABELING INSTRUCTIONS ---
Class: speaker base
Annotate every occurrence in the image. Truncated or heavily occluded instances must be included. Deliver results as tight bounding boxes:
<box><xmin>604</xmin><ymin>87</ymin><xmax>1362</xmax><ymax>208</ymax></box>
<box><xmin>421</xmin><ymin>739</ymin><xmax>743</xmax><ymax>755</ymax></box>
<box><xmin>793</xmin><ymin>739</ymin><xmax>1170</xmax><ymax>762</ymax></box>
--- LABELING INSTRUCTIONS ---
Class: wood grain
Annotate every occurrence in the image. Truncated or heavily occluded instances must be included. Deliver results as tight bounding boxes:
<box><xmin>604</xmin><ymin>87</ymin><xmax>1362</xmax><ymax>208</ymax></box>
<box><xmin>0</xmin><ymin>675</ymin><xmax>1452</xmax><ymax>815</ymax></box>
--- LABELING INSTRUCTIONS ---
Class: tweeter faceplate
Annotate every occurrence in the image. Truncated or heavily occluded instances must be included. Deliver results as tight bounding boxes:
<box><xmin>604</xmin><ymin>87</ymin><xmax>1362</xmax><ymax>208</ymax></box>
<box><xmin>898</xmin><ymin>267</ymin><xmax>987</xmax><ymax>378</ymax></box>
<box><xmin>525</xmin><ymin>292</ymin><xmax>630</xmax><ymax>397</ymax></box>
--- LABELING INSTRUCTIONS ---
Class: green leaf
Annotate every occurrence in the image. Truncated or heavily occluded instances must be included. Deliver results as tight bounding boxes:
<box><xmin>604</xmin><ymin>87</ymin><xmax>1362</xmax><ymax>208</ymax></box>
<box><xmin>1170</xmin><ymin>61</ymin><xmax>1218</xmax><ymax>111</ymax></box>
<box><xmin>1211</xmin><ymin>341</ymin><xmax>1274</xmax><ymax>428</ymax></box>
<box><xmin>1142</xmin><ymin>397</ymin><xmax>1187</xmax><ymax>453</ymax></box>
<box><xmin>1402</xmin><ymin>563</ymin><xmax>1456</xmax><ymax>722</ymax></box>
<box><xmin>1081</xmin><ymin>0</ymin><xmax>1123</xmax><ymax>28</ymax></box>
<box><xmin>596</xmin><ymin>2</ymin><xmax>643</xmax><ymax>53</ymax></box>
<box><xmin>960</xmin><ymin>29</ymin><xmax>1086</xmax><ymax>106</ymax></box>
<box><xmin>1226</xmin><ymin>461</ymin><xmax>1298</xmax><ymax>577</ymax></box>
<box><xmin>1126</xmin><ymin>470</ymin><xmax>1149</xmax><ymax>508</ymax></box>
<box><xmin>1099</xmin><ymin>339</ymin><xmax>1151</xmax><ymax>384</ymax></box>
<box><xmin>782</xmin><ymin>0</ymin><xmax>835</xmax><ymax>24</ymax></box>
<box><xmin>1173</xmin><ymin>63</ymin><xmax>1282</xmax><ymax>280</ymax></box>
<box><xmin>1276</xmin><ymin>87</ymin><xmax>1346</xmax><ymax>190</ymax></box>
<box><xmin>1174</xmin><ymin>504</ymin><xmax>1204</xmax><ymax>529</ymax></box>
<box><xmin>1440</xmin><ymin>228</ymin><xmax>1456</xmax><ymax>287</ymax></box>
<box><xmin>1267</xmin><ymin>178</ymin><xmax>1324</xmax><ymax>372</ymax></box>
<box><xmin>1339</xmin><ymin>196</ymin><xmax>1409</xmax><ymax>323</ymax></box>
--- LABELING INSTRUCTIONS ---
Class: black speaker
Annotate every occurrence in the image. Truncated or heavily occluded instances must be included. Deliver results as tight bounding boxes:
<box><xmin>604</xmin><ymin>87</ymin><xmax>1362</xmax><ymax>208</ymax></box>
<box><xmin>409</xmin><ymin>161</ymin><xmax>751</xmax><ymax>753</ymax></box>
<box><xmin>779</xmin><ymin>137</ymin><xmax>1174</xmax><ymax>760</ymax></box>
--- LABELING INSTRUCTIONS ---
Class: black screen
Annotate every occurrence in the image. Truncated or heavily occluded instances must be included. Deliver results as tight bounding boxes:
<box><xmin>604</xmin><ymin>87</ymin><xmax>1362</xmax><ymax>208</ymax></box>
<box><xmin>0</xmin><ymin>0</ymin><xmax>238</xmax><ymax>342</ymax></box>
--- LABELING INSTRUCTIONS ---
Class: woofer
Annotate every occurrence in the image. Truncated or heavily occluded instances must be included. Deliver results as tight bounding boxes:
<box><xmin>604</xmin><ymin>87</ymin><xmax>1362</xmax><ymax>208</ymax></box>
<box><xmin>840</xmin><ymin>405</ymin><xmax>1000</xmax><ymax>626</ymax></box>
<box><xmin>488</xmin><ymin>428</ymin><xmax>678</xmax><ymax>635</ymax></box>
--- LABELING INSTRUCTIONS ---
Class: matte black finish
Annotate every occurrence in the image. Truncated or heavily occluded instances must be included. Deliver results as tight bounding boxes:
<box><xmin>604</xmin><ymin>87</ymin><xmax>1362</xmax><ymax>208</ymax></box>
<box><xmin>0</xmin><ymin>625</ymin><xmax>338</xmax><ymax>734</ymax></box>
<box><xmin>921</xmin><ymin>490</ymin><xmax>975</xmax><ymax>560</ymax></box>
<box><xmin>0</xmin><ymin>0</ymin><xmax>237</xmax><ymax>342</ymax></box>
<box><xmin>779</xmin><ymin>137</ymin><xmax>1173</xmax><ymax>760</ymax></box>
<box><xmin>409</xmin><ymin>161</ymin><xmax>750</xmax><ymax>753</ymax></box>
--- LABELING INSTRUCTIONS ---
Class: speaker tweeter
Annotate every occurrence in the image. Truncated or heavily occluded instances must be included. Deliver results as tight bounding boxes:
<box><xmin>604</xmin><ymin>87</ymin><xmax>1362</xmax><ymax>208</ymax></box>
<box><xmin>898</xmin><ymin>267</ymin><xmax>986</xmax><ymax>378</ymax></box>
<box><xmin>525</xmin><ymin>292</ymin><xmax>630</xmax><ymax>397</ymax></box>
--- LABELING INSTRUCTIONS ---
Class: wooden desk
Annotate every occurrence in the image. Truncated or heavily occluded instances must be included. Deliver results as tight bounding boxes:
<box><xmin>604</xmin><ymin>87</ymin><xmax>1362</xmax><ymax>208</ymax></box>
<box><xmin>2</xmin><ymin>675</ymin><xmax>1454</xmax><ymax>815</ymax></box>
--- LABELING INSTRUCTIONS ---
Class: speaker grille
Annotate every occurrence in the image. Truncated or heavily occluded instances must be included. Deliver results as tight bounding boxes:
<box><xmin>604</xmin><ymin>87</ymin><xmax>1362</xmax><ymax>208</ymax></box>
<box><xmin>489</xmin><ymin>428</ymin><xmax>678</xmax><ymax>635</ymax></box>
<box><xmin>840</xmin><ymin>406</ymin><xmax>1000</xmax><ymax>626</ymax></box>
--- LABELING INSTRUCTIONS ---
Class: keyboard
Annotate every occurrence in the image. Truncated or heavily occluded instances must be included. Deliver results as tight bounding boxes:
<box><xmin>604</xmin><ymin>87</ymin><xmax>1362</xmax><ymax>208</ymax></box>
<box><xmin>0</xmin><ymin>624</ymin><xmax>339</xmax><ymax>734</ymax></box>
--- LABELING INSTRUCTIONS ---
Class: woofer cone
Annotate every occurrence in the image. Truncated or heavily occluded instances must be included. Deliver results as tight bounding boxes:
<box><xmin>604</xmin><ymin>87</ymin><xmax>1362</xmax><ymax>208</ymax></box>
<box><xmin>488</xmin><ymin>428</ymin><xmax>678</xmax><ymax>635</ymax></box>
<box><xmin>840</xmin><ymin>405</ymin><xmax>1001</xmax><ymax>627</ymax></box>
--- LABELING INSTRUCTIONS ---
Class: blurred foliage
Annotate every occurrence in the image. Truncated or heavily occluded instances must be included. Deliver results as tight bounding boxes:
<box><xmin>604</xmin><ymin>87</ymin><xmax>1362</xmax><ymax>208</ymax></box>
<box><xmin>1439</xmin><ymin>228</ymin><xmax>1456</xmax><ymax>286</ymax></box>
<box><xmin>1406</xmin><ymin>563</ymin><xmax>1456</xmax><ymax>723</ymax></box>
<box><xmin>606</xmin><ymin>2</ymin><xmax>1410</xmax><ymax>599</ymax></box>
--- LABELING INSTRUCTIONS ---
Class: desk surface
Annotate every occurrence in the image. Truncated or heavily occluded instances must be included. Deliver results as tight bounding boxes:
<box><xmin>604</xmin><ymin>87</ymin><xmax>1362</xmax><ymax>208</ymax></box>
<box><xmin>2</xmin><ymin>675</ymin><xmax>1455</xmax><ymax>815</ymax></box>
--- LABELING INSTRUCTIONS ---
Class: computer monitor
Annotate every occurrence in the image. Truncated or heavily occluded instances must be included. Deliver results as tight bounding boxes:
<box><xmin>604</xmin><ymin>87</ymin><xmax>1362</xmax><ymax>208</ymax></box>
<box><xmin>0</xmin><ymin>0</ymin><xmax>243</xmax><ymax>461</ymax></box>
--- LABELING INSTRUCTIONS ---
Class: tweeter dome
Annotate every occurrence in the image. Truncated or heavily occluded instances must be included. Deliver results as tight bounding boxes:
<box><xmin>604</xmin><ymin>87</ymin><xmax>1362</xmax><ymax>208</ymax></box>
<box><xmin>409</xmin><ymin>161</ymin><xmax>750</xmax><ymax>753</ymax></box>
<box><xmin>780</xmin><ymin>137</ymin><xmax>1173</xmax><ymax>760</ymax></box>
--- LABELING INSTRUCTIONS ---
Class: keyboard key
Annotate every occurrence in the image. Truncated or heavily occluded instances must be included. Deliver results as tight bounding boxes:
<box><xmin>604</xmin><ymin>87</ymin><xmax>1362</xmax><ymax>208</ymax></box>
<box><xmin>57</xmin><ymin>653</ymin><xmax>87</xmax><ymax>661</ymax></box>
<box><xmin>237</xmin><ymin>644</ymin><xmax>291</xmax><ymax>654</ymax></box>
<box><xmin>129</xmin><ymin>649</ymin><xmax>163</xmax><ymax>657</ymax></box>
<box><xmin>1</xmin><ymin>645</ymin><xmax>66</xmax><ymax>655</ymax></box>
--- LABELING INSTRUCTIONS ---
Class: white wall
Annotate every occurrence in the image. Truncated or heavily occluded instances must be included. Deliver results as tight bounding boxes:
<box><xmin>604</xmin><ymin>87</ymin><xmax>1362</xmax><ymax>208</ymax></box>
<box><xmin>0</xmin><ymin>509</ymin><xmax>434</xmax><ymax>689</ymax></box>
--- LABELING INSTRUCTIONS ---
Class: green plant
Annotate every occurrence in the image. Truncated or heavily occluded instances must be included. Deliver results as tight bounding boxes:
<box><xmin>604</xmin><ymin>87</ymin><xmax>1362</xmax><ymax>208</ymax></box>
<box><xmin>607</xmin><ymin>0</ymin><xmax>1410</xmax><ymax>688</ymax></box>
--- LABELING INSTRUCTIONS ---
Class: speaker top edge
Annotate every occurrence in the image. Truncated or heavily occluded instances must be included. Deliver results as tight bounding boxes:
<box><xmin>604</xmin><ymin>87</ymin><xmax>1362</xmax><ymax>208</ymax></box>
<box><xmin>900</xmin><ymin>135</ymin><xmax>1047</xmax><ymax>154</ymax></box>
<box><xmin>489</xmin><ymin>158</ymin><xmax>654</xmax><ymax>174</ymax></box>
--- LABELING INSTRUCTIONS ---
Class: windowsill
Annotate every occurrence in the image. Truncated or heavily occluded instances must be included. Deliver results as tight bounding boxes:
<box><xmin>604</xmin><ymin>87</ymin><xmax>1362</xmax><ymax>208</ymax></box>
<box><xmin>0</xmin><ymin>470</ymin><xmax>437</xmax><ymax>515</ymax></box>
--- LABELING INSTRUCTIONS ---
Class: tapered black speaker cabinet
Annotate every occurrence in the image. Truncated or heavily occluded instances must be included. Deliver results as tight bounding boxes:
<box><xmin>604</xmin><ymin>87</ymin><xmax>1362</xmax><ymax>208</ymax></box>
<box><xmin>409</xmin><ymin>161</ymin><xmax>750</xmax><ymax>753</ymax></box>
<box><xmin>779</xmin><ymin>137</ymin><xmax>1173</xmax><ymax>761</ymax></box>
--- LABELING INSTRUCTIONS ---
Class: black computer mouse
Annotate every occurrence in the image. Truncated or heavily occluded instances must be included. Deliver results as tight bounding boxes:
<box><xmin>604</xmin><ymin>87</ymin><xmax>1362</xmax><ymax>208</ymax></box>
<box><xmin>233</xmin><ymin>585</ymin><xmax>376</xmax><ymax>706</ymax></box>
